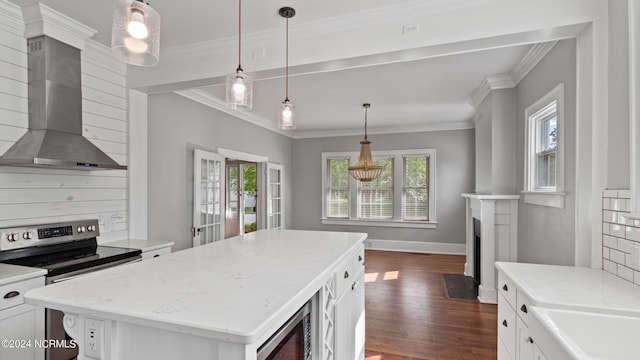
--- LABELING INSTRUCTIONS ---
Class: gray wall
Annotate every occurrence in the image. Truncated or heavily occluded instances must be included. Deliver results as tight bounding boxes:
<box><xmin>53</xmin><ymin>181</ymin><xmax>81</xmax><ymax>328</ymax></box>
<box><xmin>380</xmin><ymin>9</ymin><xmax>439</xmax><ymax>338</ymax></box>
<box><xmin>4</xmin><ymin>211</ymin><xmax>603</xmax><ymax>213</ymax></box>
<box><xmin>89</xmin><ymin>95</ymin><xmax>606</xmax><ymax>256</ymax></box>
<box><xmin>607</xmin><ymin>0</ymin><xmax>630</xmax><ymax>189</ymax></box>
<box><xmin>147</xmin><ymin>93</ymin><xmax>293</xmax><ymax>251</ymax></box>
<box><xmin>291</xmin><ymin>129</ymin><xmax>475</xmax><ymax>245</ymax></box>
<box><xmin>492</xmin><ymin>88</ymin><xmax>517</xmax><ymax>195</ymax></box>
<box><xmin>515</xmin><ymin>39</ymin><xmax>577</xmax><ymax>265</ymax></box>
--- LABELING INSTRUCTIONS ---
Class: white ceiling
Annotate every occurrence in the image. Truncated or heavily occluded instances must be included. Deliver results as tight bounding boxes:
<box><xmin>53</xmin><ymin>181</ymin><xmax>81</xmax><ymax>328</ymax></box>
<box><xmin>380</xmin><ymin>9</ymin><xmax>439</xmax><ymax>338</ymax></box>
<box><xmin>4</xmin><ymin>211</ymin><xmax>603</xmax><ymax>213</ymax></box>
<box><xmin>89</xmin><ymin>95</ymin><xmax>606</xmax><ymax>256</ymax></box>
<box><xmin>9</xmin><ymin>0</ymin><xmax>566</xmax><ymax>137</ymax></box>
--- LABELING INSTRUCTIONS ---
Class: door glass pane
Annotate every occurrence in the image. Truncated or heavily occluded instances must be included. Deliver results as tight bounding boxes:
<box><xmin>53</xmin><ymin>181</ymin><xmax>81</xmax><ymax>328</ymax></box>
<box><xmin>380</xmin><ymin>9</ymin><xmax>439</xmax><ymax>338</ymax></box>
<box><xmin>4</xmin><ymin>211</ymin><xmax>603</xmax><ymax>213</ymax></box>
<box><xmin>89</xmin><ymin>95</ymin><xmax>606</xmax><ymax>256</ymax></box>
<box><xmin>201</xmin><ymin>159</ymin><xmax>207</xmax><ymax>180</ymax></box>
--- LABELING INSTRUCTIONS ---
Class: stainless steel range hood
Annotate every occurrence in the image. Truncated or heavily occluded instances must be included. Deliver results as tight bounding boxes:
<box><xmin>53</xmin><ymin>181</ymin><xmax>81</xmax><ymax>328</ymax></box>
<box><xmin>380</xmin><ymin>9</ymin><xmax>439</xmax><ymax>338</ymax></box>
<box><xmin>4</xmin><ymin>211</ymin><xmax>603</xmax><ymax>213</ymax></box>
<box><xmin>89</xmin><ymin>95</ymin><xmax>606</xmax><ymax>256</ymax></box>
<box><xmin>0</xmin><ymin>36</ymin><xmax>127</xmax><ymax>170</ymax></box>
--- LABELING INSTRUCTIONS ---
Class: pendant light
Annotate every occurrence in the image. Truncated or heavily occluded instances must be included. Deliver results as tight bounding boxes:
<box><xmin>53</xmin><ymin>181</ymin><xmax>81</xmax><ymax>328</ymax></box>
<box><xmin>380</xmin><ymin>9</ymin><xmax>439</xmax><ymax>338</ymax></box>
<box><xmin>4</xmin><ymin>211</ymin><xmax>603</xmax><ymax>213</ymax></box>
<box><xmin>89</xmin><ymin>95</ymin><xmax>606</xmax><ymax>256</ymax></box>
<box><xmin>349</xmin><ymin>104</ymin><xmax>384</xmax><ymax>182</ymax></box>
<box><xmin>111</xmin><ymin>0</ymin><xmax>161</xmax><ymax>66</ymax></box>
<box><xmin>226</xmin><ymin>0</ymin><xmax>253</xmax><ymax>109</ymax></box>
<box><xmin>278</xmin><ymin>7</ymin><xmax>296</xmax><ymax>130</ymax></box>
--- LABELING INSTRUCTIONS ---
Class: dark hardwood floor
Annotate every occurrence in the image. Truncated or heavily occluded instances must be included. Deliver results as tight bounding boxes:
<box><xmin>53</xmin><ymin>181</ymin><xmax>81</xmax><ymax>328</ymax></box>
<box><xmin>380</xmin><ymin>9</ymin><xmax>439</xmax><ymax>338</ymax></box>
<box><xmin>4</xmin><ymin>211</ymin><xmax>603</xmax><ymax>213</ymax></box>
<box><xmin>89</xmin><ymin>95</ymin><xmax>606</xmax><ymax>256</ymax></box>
<box><xmin>364</xmin><ymin>250</ymin><xmax>497</xmax><ymax>360</ymax></box>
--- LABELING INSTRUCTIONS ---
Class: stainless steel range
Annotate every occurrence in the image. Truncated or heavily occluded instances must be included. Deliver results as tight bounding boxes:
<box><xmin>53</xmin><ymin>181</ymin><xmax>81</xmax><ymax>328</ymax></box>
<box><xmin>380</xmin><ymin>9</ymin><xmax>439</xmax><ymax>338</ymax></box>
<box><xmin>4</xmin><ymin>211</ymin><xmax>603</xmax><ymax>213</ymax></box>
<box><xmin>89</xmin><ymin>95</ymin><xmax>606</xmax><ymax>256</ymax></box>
<box><xmin>0</xmin><ymin>219</ymin><xmax>141</xmax><ymax>360</ymax></box>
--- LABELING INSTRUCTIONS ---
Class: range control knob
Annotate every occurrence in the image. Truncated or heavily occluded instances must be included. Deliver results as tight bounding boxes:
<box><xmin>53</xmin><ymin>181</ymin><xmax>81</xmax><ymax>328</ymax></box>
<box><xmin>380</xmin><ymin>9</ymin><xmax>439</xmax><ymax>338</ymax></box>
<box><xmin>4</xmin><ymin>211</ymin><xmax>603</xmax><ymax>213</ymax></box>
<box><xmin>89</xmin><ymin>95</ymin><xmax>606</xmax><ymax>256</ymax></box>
<box><xmin>7</xmin><ymin>233</ymin><xmax>17</xmax><ymax>242</ymax></box>
<box><xmin>22</xmin><ymin>232</ymin><xmax>32</xmax><ymax>240</ymax></box>
<box><xmin>87</xmin><ymin>225</ymin><xmax>96</xmax><ymax>232</ymax></box>
<box><xmin>77</xmin><ymin>226</ymin><xmax>85</xmax><ymax>233</ymax></box>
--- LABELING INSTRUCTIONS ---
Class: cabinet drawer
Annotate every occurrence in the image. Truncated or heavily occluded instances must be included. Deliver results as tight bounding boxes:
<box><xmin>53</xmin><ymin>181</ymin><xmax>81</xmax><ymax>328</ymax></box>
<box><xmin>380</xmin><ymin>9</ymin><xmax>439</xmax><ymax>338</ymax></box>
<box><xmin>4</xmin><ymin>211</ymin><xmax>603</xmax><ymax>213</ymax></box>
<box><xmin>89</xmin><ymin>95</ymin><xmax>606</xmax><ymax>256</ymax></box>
<box><xmin>335</xmin><ymin>245</ymin><xmax>365</xmax><ymax>296</ymax></box>
<box><xmin>141</xmin><ymin>247</ymin><xmax>172</xmax><ymax>260</ymax></box>
<box><xmin>0</xmin><ymin>277</ymin><xmax>44</xmax><ymax>311</ymax></box>
<box><xmin>517</xmin><ymin>316</ymin><xmax>535</xmax><ymax>360</ymax></box>
<box><xmin>517</xmin><ymin>289</ymin><xmax>533</xmax><ymax>324</ymax></box>
<box><xmin>498</xmin><ymin>293</ymin><xmax>516</xmax><ymax>359</ymax></box>
<box><xmin>498</xmin><ymin>336</ymin><xmax>513</xmax><ymax>360</ymax></box>
<box><xmin>498</xmin><ymin>271</ymin><xmax>516</xmax><ymax>309</ymax></box>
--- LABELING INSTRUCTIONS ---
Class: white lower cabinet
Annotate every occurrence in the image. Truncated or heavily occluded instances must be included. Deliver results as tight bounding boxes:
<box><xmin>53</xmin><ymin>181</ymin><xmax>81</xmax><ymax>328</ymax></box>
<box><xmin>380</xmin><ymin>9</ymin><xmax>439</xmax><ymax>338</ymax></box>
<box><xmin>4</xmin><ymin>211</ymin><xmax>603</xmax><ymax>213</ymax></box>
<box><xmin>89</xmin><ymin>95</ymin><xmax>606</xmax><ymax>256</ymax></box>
<box><xmin>0</xmin><ymin>276</ymin><xmax>45</xmax><ymax>360</ymax></box>
<box><xmin>533</xmin><ymin>345</ymin><xmax>548</xmax><ymax>360</ymax></box>
<box><xmin>497</xmin><ymin>271</ymin><xmax>533</xmax><ymax>360</ymax></box>
<box><xmin>333</xmin><ymin>244</ymin><xmax>365</xmax><ymax>360</ymax></box>
<box><xmin>516</xmin><ymin>316</ymin><xmax>534</xmax><ymax>360</ymax></box>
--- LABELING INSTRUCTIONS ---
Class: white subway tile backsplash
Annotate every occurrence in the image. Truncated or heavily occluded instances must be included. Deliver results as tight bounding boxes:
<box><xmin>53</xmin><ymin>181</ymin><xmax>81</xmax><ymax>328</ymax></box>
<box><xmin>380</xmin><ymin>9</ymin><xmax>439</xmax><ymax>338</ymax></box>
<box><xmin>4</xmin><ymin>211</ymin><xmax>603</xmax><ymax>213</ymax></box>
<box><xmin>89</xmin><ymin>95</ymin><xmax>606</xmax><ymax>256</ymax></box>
<box><xmin>604</xmin><ymin>210</ymin><xmax>617</xmax><ymax>223</ymax></box>
<box><xmin>618</xmin><ymin>213</ymin><xmax>635</xmax><ymax>226</ymax></box>
<box><xmin>611</xmin><ymin>199</ymin><xmax>627</xmax><ymax>211</ymax></box>
<box><xmin>603</xmin><ymin>222</ymin><xmax>611</xmax><ymax>235</ymax></box>
<box><xmin>603</xmin><ymin>235</ymin><xmax>618</xmax><ymax>248</ymax></box>
<box><xmin>635</xmin><ymin>220</ymin><xmax>640</xmax><ymax>228</ymax></box>
<box><xmin>611</xmin><ymin>224</ymin><xmax>626</xmax><ymax>238</ymax></box>
<box><xmin>604</xmin><ymin>189</ymin><xmax>619</xmax><ymax>198</ymax></box>
<box><xmin>618</xmin><ymin>238</ymin><xmax>634</xmax><ymax>253</ymax></box>
<box><xmin>618</xmin><ymin>265</ymin><xmax>634</xmax><ymax>282</ymax></box>
<box><xmin>603</xmin><ymin>259</ymin><xmax>617</xmax><ymax>274</ymax></box>
<box><xmin>634</xmin><ymin>271</ymin><xmax>640</xmax><ymax>286</ymax></box>
<box><xmin>618</xmin><ymin>190</ymin><xmax>631</xmax><ymax>199</ymax></box>
<box><xmin>603</xmin><ymin>247</ymin><xmax>610</xmax><ymax>259</ymax></box>
<box><xmin>627</xmin><ymin>226</ymin><xmax>640</xmax><ymax>242</ymax></box>
<box><xmin>611</xmin><ymin>249</ymin><xmax>626</xmax><ymax>264</ymax></box>
<box><xmin>603</xmin><ymin>198</ymin><xmax>611</xmax><ymax>210</ymax></box>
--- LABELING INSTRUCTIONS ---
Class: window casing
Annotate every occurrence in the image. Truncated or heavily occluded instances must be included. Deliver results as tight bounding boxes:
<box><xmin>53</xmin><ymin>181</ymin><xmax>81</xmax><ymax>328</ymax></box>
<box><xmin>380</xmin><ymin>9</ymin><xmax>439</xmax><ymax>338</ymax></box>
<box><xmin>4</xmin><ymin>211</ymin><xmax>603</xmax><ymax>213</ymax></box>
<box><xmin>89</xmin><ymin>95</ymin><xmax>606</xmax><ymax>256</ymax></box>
<box><xmin>523</xmin><ymin>83</ymin><xmax>565</xmax><ymax>208</ymax></box>
<box><xmin>321</xmin><ymin>149</ymin><xmax>436</xmax><ymax>229</ymax></box>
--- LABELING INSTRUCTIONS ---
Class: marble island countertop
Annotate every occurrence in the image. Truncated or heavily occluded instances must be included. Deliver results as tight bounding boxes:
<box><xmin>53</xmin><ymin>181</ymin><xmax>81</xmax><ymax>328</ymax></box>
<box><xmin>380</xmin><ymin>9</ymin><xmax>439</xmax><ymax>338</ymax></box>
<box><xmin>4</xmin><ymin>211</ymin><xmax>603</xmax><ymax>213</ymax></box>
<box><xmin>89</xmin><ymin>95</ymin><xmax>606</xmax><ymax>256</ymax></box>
<box><xmin>25</xmin><ymin>229</ymin><xmax>367</xmax><ymax>344</ymax></box>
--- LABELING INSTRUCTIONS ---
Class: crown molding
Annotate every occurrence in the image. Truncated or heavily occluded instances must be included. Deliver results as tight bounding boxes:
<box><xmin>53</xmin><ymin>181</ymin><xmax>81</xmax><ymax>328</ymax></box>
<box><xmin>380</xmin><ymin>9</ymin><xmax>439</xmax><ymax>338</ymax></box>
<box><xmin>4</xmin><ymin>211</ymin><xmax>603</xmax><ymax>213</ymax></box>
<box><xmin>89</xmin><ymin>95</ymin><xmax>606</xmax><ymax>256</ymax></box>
<box><xmin>173</xmin><ymin>89</ymin><xmax>294</xmax><ymax>139</ymax></box>
<box><xmin>510</xmin><ymin>41</ymin><xmax>558</xmax><ymax>85</ymax></box>
<box><xmin>21</xmin><ymin>2</ymin><xmax>96</xmax><ymax>49</ymax></box>
<box><xmin>0</xmin><ymin>1</ymin><xmax>25</xmax><ymax>36</ymax></box>
<box><xmin>292</xmin><ymin>120</ymin><xmax>475</xmax><ymax>139</ymax></box>
<box><xmin>83</xmin><ymin>40</ymin><xmax>127</xmax><ymax>77</ymax></box>
<box><xmin>470</xmin><ymin>74</ymin><xmax>515</xmax><ymax>107</ymax></box>
<box><xmin>161</xmin><ymin>0</ymin><xmax>493</xmax><ymax>63</ymax></box>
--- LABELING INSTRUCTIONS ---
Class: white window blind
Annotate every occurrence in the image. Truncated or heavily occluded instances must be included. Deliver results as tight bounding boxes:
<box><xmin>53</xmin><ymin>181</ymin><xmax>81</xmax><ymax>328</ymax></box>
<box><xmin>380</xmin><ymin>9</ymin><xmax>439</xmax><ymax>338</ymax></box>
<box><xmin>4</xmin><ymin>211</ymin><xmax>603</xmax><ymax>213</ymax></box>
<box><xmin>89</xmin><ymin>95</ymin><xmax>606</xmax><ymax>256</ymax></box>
<box><xmin>326</xmin><ymin>158</ymin><xmax>350</xmax><ymax>218</ymax></box>
<box><xmin>403</xmin><ymin>155</ymin><xmax>429</xmax><ymax>221</ymax></box>
<box><xmin>358</xmin><ymin>157</ymin><xmax>393</xmax><ymax>219</ymax></box>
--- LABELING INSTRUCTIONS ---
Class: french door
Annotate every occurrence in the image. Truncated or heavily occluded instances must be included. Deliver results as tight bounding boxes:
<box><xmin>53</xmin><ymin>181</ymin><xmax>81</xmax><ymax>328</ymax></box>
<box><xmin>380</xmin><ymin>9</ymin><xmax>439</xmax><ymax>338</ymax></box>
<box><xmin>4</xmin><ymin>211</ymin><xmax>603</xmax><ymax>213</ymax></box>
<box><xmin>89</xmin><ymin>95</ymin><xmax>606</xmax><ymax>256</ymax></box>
<box><xmin>192</xmin><ymin>149</ymin><xmax>225</xmax><ymax>247</ymax></box>
<box><xmin>267</xmin><ymin>163</ymin><xmax>284</xmax><ymax>229</ymax></box>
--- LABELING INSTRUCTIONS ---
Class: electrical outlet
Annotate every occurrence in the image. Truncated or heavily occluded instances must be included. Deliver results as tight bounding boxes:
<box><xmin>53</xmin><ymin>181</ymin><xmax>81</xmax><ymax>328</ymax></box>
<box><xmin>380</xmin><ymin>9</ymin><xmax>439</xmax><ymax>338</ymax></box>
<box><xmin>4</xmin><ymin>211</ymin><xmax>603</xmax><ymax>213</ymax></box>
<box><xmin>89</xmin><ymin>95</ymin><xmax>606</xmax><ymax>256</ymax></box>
<box><xmin>85</xmin><ymin>318</ymin><xmax>104</xmax><ymax>359</ymax></box>
<box><xmin>402</xmin><ymin>23</ymin><xmax>420</xmax><ymax>35</ymax></box>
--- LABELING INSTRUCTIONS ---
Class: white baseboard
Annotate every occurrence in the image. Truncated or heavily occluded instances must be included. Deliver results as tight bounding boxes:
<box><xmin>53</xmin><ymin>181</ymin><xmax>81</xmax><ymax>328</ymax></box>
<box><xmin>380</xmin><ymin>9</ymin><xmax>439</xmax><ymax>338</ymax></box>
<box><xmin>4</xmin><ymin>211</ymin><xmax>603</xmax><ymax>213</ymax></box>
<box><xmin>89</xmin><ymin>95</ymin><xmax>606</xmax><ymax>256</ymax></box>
<box><xmin>365</xmin><ymin>239</ymin><xmax>465</xmax><ymax>255</ymax></box>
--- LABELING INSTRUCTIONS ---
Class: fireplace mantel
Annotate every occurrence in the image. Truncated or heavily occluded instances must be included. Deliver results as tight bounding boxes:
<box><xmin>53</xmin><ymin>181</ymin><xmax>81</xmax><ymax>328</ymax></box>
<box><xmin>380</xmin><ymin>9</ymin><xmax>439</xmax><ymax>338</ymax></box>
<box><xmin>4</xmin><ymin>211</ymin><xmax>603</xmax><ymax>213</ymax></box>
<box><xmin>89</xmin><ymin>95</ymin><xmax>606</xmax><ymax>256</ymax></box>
<box><xmin>462</xmin><ymin>193</ymin><xmax>519</xmax><ymax>303</ymax></box>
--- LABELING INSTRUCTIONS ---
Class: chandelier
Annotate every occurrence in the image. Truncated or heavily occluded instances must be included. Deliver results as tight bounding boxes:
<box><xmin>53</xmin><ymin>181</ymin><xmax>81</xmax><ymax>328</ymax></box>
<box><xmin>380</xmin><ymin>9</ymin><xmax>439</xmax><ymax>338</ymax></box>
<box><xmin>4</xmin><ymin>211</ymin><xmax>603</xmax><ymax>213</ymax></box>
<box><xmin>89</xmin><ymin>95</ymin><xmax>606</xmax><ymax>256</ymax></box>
<box><xmin>349</xmin><ymin>103</ymin><xmax>383</xmax><ymax>182</ymax></box>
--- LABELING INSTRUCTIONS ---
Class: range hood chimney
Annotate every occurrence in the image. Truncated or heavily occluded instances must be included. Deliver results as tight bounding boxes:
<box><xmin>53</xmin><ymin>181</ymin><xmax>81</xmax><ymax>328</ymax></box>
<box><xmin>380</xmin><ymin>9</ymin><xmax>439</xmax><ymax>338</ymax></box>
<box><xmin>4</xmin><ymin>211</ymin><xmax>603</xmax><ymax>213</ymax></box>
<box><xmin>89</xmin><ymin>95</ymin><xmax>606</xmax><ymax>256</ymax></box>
<box><xmin>0</xmin><ymin>36</ymin><xmax>127</xmax><ymax>170</ymax></box>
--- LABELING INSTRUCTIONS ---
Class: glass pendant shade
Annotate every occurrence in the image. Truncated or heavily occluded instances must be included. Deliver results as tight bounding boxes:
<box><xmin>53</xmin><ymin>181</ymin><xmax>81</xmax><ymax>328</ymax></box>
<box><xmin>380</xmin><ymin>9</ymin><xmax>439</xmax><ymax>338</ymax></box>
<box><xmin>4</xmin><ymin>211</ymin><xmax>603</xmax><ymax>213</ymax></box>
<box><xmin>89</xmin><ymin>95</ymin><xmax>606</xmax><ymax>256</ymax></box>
<box><xmin>349</xmin><ymin>103</ymin><xmax>383</xmax><ymax>182</ymax></box>
<box><xmin>111</xmin><ymin>0</ymin><xmax>160</xmax><ymax>66</ymax></box>
<box><xmin>278</xmin><ymin>98</ymin><xmax>296</xmax><ymax>130</ymax></box>
<box><xmin>226</xmin><ymin>68</ymin><xmax>253</xmax><ymax>109</ymax></box>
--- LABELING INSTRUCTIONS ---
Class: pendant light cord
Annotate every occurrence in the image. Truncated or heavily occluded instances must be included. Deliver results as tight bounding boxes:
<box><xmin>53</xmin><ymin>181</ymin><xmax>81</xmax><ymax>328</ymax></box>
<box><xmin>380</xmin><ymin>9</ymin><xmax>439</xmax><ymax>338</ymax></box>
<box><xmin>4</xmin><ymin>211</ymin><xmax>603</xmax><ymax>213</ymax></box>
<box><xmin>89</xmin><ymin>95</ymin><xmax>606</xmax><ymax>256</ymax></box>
<box><xmin>237</xmin><ymin>0</ymin><xmax>242</xmax><ymax>71</ymax></box>
<box><xmin>285</xmin><ymin>17</ymin><xmax>289</xmax><ymax>100</ymax></box>
<box><xmin>364</xmin><ymin>105</ymin><xmax>369</xmax><ymax>140</ymax></box>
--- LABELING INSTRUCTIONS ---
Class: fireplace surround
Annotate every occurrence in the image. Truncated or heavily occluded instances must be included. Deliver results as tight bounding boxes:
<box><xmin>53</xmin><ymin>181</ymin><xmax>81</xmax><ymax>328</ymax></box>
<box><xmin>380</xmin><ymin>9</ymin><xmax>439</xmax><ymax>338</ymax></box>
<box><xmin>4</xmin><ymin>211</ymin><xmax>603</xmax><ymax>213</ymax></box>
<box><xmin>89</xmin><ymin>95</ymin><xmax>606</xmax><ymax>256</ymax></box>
<box><xmin>462</xmin><ymin>193</ymin><xmax>519</xmax><ymax>303</ymax></box>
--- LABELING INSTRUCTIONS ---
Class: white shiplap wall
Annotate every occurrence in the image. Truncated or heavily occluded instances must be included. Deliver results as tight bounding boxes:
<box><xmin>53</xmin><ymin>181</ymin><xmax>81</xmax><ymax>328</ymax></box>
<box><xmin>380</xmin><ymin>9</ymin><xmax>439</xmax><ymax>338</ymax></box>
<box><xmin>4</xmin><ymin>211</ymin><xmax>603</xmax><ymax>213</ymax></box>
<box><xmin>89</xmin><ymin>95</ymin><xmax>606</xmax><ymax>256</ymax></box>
<box><xmin>0</xmin><ymin>1</ymin><xmax>129</xmax><ymax>242</ymax></box>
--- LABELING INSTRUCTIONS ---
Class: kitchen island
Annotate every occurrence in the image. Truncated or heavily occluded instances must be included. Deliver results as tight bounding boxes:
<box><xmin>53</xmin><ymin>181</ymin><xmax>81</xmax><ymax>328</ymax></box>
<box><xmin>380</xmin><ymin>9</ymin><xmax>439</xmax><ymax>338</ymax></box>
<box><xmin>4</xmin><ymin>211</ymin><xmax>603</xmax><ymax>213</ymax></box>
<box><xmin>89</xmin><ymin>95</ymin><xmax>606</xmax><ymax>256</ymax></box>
<box><xmin>25</xmin><ymin>229</ymin><xmax>367</xmax><ymax>360</ymax></box>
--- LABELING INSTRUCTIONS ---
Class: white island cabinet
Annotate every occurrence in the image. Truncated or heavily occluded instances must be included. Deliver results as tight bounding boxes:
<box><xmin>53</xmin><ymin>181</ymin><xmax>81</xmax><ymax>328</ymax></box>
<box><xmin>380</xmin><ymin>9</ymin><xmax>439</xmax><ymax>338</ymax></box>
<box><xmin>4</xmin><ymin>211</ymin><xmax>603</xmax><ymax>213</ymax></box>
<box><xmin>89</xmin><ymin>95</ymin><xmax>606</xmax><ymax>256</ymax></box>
<box><xmin>24</xmin><ymin>229</ymin><xmax>367</xmax><ymax>360</ymax></box>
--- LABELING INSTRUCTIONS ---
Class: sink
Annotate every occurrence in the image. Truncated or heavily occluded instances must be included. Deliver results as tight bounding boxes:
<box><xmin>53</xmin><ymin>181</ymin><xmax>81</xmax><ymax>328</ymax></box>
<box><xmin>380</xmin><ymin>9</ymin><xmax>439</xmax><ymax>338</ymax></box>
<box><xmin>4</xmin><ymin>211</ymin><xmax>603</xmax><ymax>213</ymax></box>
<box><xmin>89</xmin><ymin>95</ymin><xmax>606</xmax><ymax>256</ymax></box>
<box><xmin>530</xmin><ymin>306</ymin><xmax>640</xmax><ymax>360</ymax></box>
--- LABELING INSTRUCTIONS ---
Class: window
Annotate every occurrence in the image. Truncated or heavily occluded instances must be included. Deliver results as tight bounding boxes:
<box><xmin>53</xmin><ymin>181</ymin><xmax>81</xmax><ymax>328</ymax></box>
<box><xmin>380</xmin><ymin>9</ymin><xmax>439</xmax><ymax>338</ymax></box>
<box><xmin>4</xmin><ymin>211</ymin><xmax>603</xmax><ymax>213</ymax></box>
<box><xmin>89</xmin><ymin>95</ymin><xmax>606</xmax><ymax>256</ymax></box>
<box><xmin>524</xmin><ymin>83</ymin><xmax>565</xmax><ymax>208</ymax></box>
<box><xmin>321</xmin><ymin>149</ymin><xmax>436</xmax><ymax>229</ymax></box>
<box><xmin>326</xmin><ymin>158</ymin><xmax>350</xmax><ymax>218</ymax></box>
<box><xmin>359</xmin><ymin>158</ymin><xmax>393</xmax><ymax>219</ymax></box>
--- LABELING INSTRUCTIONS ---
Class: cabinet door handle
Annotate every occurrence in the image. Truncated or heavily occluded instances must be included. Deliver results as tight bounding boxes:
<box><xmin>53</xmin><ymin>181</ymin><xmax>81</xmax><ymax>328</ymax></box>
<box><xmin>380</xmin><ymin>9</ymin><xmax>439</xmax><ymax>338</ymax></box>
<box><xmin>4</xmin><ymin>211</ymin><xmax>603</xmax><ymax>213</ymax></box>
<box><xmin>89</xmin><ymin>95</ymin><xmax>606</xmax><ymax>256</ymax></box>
<box><xmin>352</xmin><ymin>281</ymin><xmax>360</xmax><ymax>290</ymax></box>
<box><xmin>502</xmin><ymin>284</ymin><xmax>508</xmax><ymax>291</ymax></box>
<box><xmin>344</xmin><ymin>271</ymin><xmax>350</xmax><ymax>279</ymax></box>
<box><xmin>154</xmin><ymin>254</ymin><xmax>160</xmax><ymax>258</ymax></box>
<box><xmin>358</xmin><ymin>255</ymin><xmax>363</xmax><ymax>262</ymax></box>
<box><xmin>3</xmin><ymin>291</ymin><xmax>19</xmax><ymax>299</ymax></box>
<box><xmin>526</xmin><ymin>337</ymin><xmax>534</xmax><ymax>344</ymax></box>
<box><xmin>502</xmin><ymin>319</ymin><xmax>508</xmax><ymax>327</ymax></box>
<box><xmin>520</xmin><ymin>304</ymin><xmax>528</xmax><ymax>313</ymax></box>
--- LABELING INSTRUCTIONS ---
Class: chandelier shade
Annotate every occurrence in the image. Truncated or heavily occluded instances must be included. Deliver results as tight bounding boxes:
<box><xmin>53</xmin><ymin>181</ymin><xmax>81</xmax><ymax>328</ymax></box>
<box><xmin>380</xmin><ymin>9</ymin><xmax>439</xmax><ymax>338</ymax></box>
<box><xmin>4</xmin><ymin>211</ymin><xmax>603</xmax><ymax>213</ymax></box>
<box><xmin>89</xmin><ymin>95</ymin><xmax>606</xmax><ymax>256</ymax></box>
<box><xmin>226</xmin><ymin>0</ymin><xmax>253</xmax><ymax>109</ymax></box>
<box><xmin>349</xmin><ymin>103</ymin><xmax>383</xmax><ymax>182</ymax></box>
<box><xmin>111</xmin><ymin>0</ymin><xmax>161</xmax><ymax>66</ymax></box>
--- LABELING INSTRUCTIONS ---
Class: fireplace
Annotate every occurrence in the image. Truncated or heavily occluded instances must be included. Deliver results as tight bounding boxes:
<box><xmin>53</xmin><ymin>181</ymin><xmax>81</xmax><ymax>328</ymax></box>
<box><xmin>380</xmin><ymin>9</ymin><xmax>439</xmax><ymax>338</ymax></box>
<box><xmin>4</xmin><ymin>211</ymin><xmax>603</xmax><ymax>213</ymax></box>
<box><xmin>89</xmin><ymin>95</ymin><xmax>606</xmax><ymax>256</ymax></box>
<box><xmin>462</xmin><ymin>193</ymin><xmax>519</xmax><ymax>303</ymax></box>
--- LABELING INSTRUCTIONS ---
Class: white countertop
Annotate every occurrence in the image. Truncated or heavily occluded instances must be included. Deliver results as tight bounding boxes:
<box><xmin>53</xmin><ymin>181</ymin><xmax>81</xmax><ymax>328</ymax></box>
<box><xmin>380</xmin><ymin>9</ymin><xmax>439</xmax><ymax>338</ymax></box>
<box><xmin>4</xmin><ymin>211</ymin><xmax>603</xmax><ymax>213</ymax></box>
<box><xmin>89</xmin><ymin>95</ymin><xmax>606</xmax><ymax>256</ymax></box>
<box><xmin>495</xmin><ymin>262</ymin><xmax>640</xmax><ymax>316</ymax></box>
<box><xmin>0</xmin><ymin>263</ymin><xmax>46</xmax><ymax>286</ymax></box>
<box><xmin>25</xmin><ymin>229</ymin><xmax>366</xmax><ymax>344</ymax></box>
<box><xmin>462</xmin><ymin>193</ymin><xmax>521</xmax><ymax>200</ymax></box>
<box><xmin>102</xmin><ymin>238</ymin><xmax>174</xmax><ymax>252</ymax></box>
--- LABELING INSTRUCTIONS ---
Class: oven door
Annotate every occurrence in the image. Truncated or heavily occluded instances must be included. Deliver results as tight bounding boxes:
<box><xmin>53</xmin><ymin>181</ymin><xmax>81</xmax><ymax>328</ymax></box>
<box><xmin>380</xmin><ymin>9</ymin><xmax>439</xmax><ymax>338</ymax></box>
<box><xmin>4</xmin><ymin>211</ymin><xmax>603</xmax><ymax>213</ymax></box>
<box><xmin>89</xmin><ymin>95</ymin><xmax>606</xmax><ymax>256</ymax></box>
<box><xmin>257</xmin><ymin>301</ymin><xmax>312</xmax><ymax>360</ymax></box>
